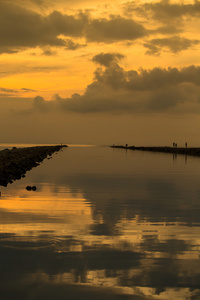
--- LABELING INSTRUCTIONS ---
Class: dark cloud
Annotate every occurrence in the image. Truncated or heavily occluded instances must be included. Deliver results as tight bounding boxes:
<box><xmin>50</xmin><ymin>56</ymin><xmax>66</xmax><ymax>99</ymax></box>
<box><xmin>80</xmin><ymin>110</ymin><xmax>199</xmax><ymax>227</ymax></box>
<box><xmin>0</xmin><ymin>87</ymin><xmax>17</xmax><ymax>93</ymax></box>
<box><xmin>30</xmin><ymin>55</ymin><xmax>200</xmax><ymax>113</ymax></box>
<box><xmin>0</xmin><ymin>87</ymin><xmax>19</xmax><ymax>97</ymax></box>
<box><xmin>0</xmin><ymin>87</ymin><xmax>37</xmax><ymax>97</ymax></box>
<box><xmin>154</xmin><ymin>25</ymin><xmax>183</xmax><ymax>35</ymax></box>
<box><xmin>143</xmin><ymin>43</ymin><xmax>161</xmax><ymax>56</ymax></box>
<box><xmin>144</xmin><ymin>36</ymin><xmax>200</xmax><ymax>55</ymax></box>
<box><xmin>92</xmin><ymin>52</ymin><xmax>125</xmax><ymax>67</ymax></box>
<box><xmin>92</xmin><ymin>62</ymin><xmax>200</xmax><ymax>91</ymax></box>
<box><xmin>0</xmin><ymin>3</ymin><xmax>148</xmax><ymax>54</ymax></box>
<box><xmin>0</xmin><ymin>2</ymin><xmax>89</xmax><ymax>53</ymax></box>
<box><xmin>33</xmin><ymin>95</ymin><xmax>52</xmax><ymax>112</ymax></box>
<box><xmin>0</xmin><ymin>0</ymin><xmax>199</xmax><ymax>57</ymax></box>
<box><xmin>0</xmin><ymin>3</ymin><xmax>65</xmax><ymax>53</ymax></box>
<box><xmin>42</xmin><ymin>49</ymin><xmax>57</xmax><ymax>56</ymax></box>
<box><xmin>0</xmin><ymin>62</ymin><xmax>64</xmax><ymax>79</ymax></box>
<box><xmin>21</xmin><ymin>88</ymin><xmax>37</xmax><ymax>92</ymax></box>
<box><xmin>65</xmin><ymin>39</ymin><xmax>86</xmax><ymax>50</ymax></box>
<box><xmin>45</xmin><ymin>10</ymin><xmax>89</xmax><ymax>37</ymax></box>
<box><xmin>123</xmin><ymin>0</ymin><xmax>200</xmax><ymax>22</ymax></box>
<box><xmin>86</xmin><ymin>15</ymin><xmax>148</xmax><ymax>43</ymax></box>
<box><xmin>0</xmin><ymin>47</ymin><xmax>19</xmax><ymax>55</ymax></box>
<box><xmin>8</xmin><ymin>0</ymin><xmax>114</xmax><ymax>9</ymax></box>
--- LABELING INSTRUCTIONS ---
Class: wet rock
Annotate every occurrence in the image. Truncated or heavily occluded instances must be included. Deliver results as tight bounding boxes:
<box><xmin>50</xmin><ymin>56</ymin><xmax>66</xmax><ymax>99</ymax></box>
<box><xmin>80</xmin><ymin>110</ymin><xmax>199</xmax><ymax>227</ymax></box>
<box><xmin>26</xmin><ymin>186</ymin><xmax>32</xmax><ymax>191</ymax></box>
<box><xmin>26</xmin><ymin>186</ymin><xmax>37</xmax><ymax>191</ymax></box>
<box><xmin>0</xmin><ymin>145</ymin><xmax>68</xmax><ymax>186</ymax></box>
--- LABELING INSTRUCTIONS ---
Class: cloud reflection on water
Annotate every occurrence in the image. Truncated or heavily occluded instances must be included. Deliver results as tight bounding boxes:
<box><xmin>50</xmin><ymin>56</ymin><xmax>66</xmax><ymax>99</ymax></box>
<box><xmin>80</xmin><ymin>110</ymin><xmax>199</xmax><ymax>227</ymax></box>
<box><xmin>0</xmin><ymin>146</ymin><xmax>200</xmax><ymax>299</ymax></box>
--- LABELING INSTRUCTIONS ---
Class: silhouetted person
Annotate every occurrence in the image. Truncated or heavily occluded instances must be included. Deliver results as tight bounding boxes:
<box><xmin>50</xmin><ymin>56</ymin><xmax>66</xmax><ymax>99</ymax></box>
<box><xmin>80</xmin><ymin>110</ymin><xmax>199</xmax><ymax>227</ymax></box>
<box><xmin>173</xmin><ymin>142</ymin><xmax>177</xmax><ymax>148</ymax></box>
<box><xmin>126</xmin><ymin>144</ymin><xmax>128</xmax><ymax>148</ymax></box>
<box><xmin>185</xmin><ymin>142</ymin><xmax>187</xmax><ymax>148</ymax></box>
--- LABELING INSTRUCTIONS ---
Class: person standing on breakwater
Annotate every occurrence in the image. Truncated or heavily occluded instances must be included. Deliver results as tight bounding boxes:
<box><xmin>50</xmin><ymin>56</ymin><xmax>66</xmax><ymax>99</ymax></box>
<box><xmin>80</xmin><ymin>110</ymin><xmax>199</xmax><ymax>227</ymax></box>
<box><xmin>185</xmin><ymin>142</ymin><xmax>187</xmax><ymax>148</ymax></box>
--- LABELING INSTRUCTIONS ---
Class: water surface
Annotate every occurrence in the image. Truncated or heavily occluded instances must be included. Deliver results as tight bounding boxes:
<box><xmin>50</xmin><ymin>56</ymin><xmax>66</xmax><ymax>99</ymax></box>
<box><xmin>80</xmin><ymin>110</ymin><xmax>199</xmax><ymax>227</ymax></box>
<box><xmin>0</xmin><ymin>145</ymin><xmax>200</xmax><ymax>300</ymax></box>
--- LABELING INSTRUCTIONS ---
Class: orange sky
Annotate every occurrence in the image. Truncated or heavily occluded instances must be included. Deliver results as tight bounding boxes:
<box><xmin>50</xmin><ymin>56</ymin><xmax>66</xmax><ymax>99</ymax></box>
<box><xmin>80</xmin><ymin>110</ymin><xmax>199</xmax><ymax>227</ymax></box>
<box><xmin>0</xmin><ymin>0</ymin><xmax>200</xmax><ymax>145</ymax></box>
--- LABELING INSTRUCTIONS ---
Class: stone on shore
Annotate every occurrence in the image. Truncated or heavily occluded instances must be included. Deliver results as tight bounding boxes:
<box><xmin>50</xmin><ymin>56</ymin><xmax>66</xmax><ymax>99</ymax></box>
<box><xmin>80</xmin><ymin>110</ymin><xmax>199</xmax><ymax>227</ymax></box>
<box><xmin>0</xmin><ymin>145</ymin><xmax>67</xmax><ymax>187</ymax></box>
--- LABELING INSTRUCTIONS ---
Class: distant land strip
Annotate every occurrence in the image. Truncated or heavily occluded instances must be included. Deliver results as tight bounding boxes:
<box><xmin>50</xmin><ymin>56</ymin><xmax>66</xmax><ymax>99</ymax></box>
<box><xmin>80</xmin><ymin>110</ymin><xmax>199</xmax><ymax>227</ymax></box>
<box><xmin>0</xmin><ymin>145</ymin><xmax>67</xmax><ymax>187</ymax></box>
<box><xmin>110</xmin><ymin>145</ymin><xmax>200</xmax><ymax>157</ymax></box>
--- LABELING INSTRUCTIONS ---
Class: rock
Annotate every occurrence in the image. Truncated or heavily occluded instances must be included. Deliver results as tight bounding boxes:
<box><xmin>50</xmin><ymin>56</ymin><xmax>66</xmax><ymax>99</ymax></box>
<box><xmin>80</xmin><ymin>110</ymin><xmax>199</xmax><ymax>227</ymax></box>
<box><xmin>26</xmin><ymin>186</ymin><xmax>37</xmax><ymax>191</ymax></box>
<box><xmin>0</xmin><ymin>145</ymin><xmax>68</xmax><ymax>186</ymax></box>
<box><xmin>26</xmin><ymin>186</ymin><xmax>32</xmax><ymax>191</ymax></box>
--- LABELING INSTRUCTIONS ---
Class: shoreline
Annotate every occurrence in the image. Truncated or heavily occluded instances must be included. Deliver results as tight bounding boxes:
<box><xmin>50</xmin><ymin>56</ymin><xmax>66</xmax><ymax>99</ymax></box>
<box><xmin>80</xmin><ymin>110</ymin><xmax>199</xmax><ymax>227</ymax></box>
<box><xmin>110</xmin><ymin>145</ymin><xmax>200</xmax><ymax>157</ymax></box>
<box><xmin>0</xmin><ymin>145</ymin><xmax>67</xmax><ymax>187</ymax></box>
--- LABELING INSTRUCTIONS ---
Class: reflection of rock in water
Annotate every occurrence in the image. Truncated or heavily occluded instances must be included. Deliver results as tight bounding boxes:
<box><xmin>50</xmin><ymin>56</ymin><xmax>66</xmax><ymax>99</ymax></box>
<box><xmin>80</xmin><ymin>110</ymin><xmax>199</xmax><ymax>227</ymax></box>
<box><xmin>0</xmin><ymin>145</ymin><xmax>67</xmax><ymax>187</ymax></box>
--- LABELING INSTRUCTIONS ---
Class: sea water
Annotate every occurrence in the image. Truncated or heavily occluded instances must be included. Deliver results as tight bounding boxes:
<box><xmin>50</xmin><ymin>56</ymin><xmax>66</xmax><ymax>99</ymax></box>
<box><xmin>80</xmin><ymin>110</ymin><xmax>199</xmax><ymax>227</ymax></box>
<box><xmin>0</xmin><ymin>145</ymin><xmax>199</xmax><ymax>300</ymax></box>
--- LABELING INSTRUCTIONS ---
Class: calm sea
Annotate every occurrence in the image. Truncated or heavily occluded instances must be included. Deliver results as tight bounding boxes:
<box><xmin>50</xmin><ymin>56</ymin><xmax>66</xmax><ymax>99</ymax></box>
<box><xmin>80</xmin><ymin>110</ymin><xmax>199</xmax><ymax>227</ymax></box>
<box><xmin>0</xmin><ymin>144</ymin><xmax>200</xmax><ymax>300</ymax></box>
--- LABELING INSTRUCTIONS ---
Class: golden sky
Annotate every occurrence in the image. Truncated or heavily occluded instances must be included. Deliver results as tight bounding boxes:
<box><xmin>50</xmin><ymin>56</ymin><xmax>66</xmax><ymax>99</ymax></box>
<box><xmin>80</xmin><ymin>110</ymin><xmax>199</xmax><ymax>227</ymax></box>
<box><xmin>0</xmin><ymin>0</ymin><xmax>200</xmax><ymax>145</ymax></box>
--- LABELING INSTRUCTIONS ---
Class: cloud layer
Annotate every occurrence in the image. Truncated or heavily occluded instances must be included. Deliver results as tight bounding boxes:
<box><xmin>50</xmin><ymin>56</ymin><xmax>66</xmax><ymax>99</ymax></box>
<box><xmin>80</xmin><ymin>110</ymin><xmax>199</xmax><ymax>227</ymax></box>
<box><xmin>123</xmin><ymin>0</ymin><xmax>200</xmax><ymax>21</ymax></box>
<box><xmin>144</xmin><ymin>36</ymin><xmax>200</xmax><ymax>55</ymax></box>
<box><xmin>1</xmin><ymin>1</ymin><xmax>199</xmax><ymax>55</ymax></box>
<box><xmin>0</xmin><ymin>2</ymin><xmax>148</xmax><ymax>54</ymax></box>
<box><xmin>30</xmin><ymin>54</ymin><xmax>200</xmax><ymax>114</ymax></box>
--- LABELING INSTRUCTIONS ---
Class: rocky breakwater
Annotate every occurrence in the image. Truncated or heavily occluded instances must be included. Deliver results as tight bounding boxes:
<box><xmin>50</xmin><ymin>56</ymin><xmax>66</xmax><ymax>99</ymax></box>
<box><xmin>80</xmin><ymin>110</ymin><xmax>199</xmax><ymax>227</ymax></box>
<box><xmin>110</xmin><ymin>145</ymin><xmax>200</xmax><ymax>157</ymax></box>
<box><xmin>0</xmin><ymin>145</ymin><xmax>67</xmax><ymax>187</ymax></box>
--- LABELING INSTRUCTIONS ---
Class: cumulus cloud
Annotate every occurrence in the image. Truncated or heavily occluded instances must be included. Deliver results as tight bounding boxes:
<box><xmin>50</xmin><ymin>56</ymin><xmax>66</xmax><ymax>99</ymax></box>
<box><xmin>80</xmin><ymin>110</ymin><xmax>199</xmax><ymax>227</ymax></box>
<box><xmin>33</xmin><ymin>95</ymin><xmax>52</xmax><ymax>112</ymax></box>
<box><xmin>92</xmin><ymin>52</ymin><xmax>125</xmax><ymax>67</ymax></box>
<box><xmin>0</xmin><ymin>3</ymin><xmax>63</xmax><ymax>53</ymax></box>
<box><xmin>30</xmin><ymin>54</ymin><xmax>200</xmax><ymax>114</ymax></box>
<box><xmin>144</xmin><ymin>36</ymin><xmax>200</xmax><ymax>55</ymax></box>
<box><xmin>123</xmin><ymin>0</ymin><xmax>200</xmax><ymax>22</ymax></box>
<box><xmin>0</xmin><ymin>2</ymin><xmax>89</xmax><ymax>53</ymax></box>
<box><xmin>0</xmin><ymin>2</ymin><xmax>149</xmax><ymax>54</ymax></box>
<box><xmin>1</xmin><ymin>1</ymin><xmax>198</xmax><ymax>56</ymax></box>
<box><xmin>45</xmin><ymin>10</ymin><xmax>89</xmax><ymax>37</ymax></box>
<box><xmin>86</xmin><ymin>16</ymin><xmax>148</xmax><ymax>43</ymax></box>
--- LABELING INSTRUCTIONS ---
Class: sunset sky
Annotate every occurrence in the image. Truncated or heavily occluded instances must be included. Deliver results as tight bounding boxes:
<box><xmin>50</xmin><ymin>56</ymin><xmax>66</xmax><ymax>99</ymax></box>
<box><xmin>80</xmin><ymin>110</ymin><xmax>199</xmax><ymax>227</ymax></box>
<box><xmin>1</xmin><ymin>0</ymin><xmax>200</xmax><ymax>146</ymax></box>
